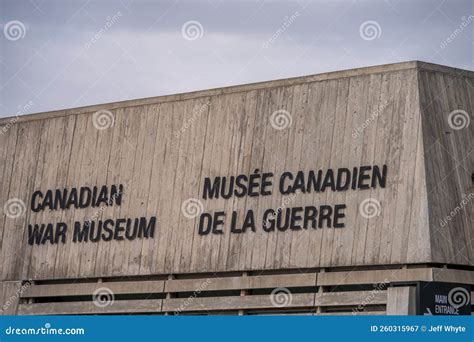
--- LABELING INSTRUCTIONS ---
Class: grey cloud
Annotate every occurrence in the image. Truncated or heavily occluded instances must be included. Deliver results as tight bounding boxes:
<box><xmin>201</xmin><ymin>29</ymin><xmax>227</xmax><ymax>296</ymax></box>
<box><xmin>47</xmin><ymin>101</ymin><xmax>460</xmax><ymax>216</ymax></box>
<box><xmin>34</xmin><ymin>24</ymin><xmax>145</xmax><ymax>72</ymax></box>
<box><xmin>0</xmin><ymin>0</ymin><xmax>472</xmax><ymax>118</ymax></box>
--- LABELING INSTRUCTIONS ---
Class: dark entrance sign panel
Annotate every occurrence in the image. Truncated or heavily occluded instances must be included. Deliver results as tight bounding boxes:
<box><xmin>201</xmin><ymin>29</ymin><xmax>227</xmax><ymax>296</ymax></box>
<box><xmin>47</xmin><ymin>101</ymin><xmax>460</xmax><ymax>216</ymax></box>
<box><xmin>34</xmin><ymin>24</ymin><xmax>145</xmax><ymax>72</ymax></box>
<box><xmin>417</xmin><ymin>282</ymin><xmax>471</xmax><ymax>315</ymax></box>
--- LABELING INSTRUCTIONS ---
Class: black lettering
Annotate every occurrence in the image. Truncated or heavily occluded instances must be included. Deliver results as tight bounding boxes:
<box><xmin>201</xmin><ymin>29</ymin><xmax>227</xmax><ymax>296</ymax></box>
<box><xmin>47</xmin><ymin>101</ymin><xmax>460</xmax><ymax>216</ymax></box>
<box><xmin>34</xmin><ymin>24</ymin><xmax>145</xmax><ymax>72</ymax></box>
<box><xmin>42</xmin><ymin>190</ymin><xmax>53</xmax><ymax>210</ymax></box>
<box><xmin>114</xmin><ymin>219</ymin><xmax>125</xmax><ymax>240</ymax></box>
<box><xmin>290</xmin><ymin>207</ymin><xmax>303</xmax><ymax>230</ymax></box>
<box><xmin>91</xmin><ymin>186</ymin><xmax>98</xmax><ymax>206</ymax></box>
<box><xmin>31</xmin><ymin>191</ymin><xmax>43</xmax><ymax>212</ymax></box>
<box><xmin>138</xmin><ymin>216</ymin><xmax>156</xmax><ymax>238</ymax></box>
<box><xmin>203</xmin><ymin>177</ymin><xmax>221</xmax><ymax>199</ymax></box>
<box><xmin>306</xmin><ymin>170</ymin><xmax>322</xmax><ymax>193</ymax></box>
<box><xmin>230</xmin><ymin>211</ymin><xmax>241</xmax><ymax>233</ymax></box>
<box><xmin>334</xmin><ymin>204</ymin><xmax>346</xmax><ymax>228</ymax></box>
<box><xmin>279</xmin><ymin>172</ymin><xmax>293</xmax><ymax>194</ymax></box>
<box><xmin>358</xmin><ymin>166</ymin><xmax>371</xmax><ymax>189</ymax></box>
<box><xmin>41</xmin><ymin>224</ymin><xmax>55</xmax><ymax>244</ymax></box>
<box><xmin>318</xmin><ymin>205</ymin><xmax>333</xmax><ymax>228</ymax></box>
<box><xmin>199</xmin><ymin>213</ymin><xmax>213</xmax><ymax>235</ymax></box>
<box><xmin>242</xmin><ymin>210</ymin><xmax>256</xmax><ymax>233</ymax></box>
<box><xmin>110</xmin><ymin>184</ymin><xmax>123</xmax><ymax>205</ymax></box>
<box><xmin>212</xmin><ymin>212</ymin><xmax>225</xmax><ymax>234</ymax></box>
<box><xmin>276</xmin><ymin>208</ymin><xmax>290</xmax><ymax>231</ymax></box>
<box><xmin>351</xmin><ymin>167</ymin><xmax>359</xmax><ymax>190</ymax></box>
<box><xmin>96</xmin><ymin>186</ymin><xmax>109</xmax><ymax>207</ymax></box>
<box><xmin>303</xmin><ymin>206</ymin><xmax>317</xmax><ymax>229</ymax></box>
<box><xmin>89</xmin><ymin>221</ymin><xmax>102</xmax><ymax>242</ymax></box>
<box><xmin>336</xmin><ymin>168</ymin><xmax>351</xmax><ymax>191</ymax></box>
<box><xmin>292</xmin><ymin>171</ymin><xmax>306</xmax><ymax>194</ymax></box>
<box><xmin>321</xmin><ymin>169</ymin><xmax>336</xmax><ymax>192</ymax></box>
<box><xmin>248</xmin><ymin>169</ymin><xmax>260</xmax><ymax>197</ymax></box>
<box><xmin>260</xmin><ymin>173</ymin><xmax>273</xmax><ymax>196</ymax></box>
<box><xmin>101</xmin><ymin>219</ymin><xmax>114</xmax><ymax>241</ymax></box>
<box><xmin>125</xmin><ymin>218</ymin><xmax>139</xmax><ymax>240</ymax></box>
<box><xmin>262</xmin><ymin>209</ymin><xmax>276</xmax><ymax>232</ymax></box>
<box><xmin>53</xmin><ymin>189</ymin><xmax>65</xmax><ymax>210</ymax></box>
<box><xmin>372</xmin><ymin>165</ymin><xmax>387</xmax><ymax>188</ymax></box>
<box><xmin>234</xmin><ymin>175</ymin><xmax>248</xmax><ymax>198</ymax></box>
<box><xmin>73</xmin><ymin>221</ymin><xmax>89</xmax><ymax>242</ymax></box>
<box><xmin>28</xmin><ymin>224</ymin><xmax>45</xmax><ymax>245</ymax></box>
<box><xmin>54</xmin><ymin>222</ymin><xmax>67</xmax><ymax>244</ymax></box>
<box><xmin>78</xmin><ymin>187</ymin><xmax>91</xmax><ymax>208</ymax></box>
<box><xmin>66</xmin><ymin>188</ymin><xmax>78</xmax><ymax>209</ymax></box>
<box><xmin>220</xmin><ymin>176</ymin><xmax>234</xmax><ymax>199</ymax></box>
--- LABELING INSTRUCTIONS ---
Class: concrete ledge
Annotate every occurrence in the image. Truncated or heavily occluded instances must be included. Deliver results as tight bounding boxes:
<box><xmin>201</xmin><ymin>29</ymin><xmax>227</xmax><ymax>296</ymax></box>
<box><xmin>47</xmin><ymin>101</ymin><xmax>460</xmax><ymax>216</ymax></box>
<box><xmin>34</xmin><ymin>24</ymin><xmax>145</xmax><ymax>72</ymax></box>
<box><xmin>2</xmin><ymin>61</ymin><xmax>471</xmax><ymax>125</ymax></box>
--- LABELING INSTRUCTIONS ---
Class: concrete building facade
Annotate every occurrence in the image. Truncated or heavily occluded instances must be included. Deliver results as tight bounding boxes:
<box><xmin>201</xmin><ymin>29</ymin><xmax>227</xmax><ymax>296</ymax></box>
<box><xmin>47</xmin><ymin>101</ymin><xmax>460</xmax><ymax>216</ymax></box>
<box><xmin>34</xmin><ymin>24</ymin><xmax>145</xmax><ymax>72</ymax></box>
<box><xmin>0</xmin><ymin>61</ymin><xmax>472</xmax><ymax>315</ymax></box>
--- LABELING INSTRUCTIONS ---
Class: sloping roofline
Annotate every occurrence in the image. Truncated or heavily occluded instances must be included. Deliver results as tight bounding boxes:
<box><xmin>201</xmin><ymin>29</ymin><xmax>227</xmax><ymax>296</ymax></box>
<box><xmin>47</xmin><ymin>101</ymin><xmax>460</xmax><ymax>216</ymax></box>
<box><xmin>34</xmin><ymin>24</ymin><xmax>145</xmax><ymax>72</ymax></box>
<box><xmin>1</xmin><ymin>60</ymin><xmax>472</xmax><ymax>125</ymax></box>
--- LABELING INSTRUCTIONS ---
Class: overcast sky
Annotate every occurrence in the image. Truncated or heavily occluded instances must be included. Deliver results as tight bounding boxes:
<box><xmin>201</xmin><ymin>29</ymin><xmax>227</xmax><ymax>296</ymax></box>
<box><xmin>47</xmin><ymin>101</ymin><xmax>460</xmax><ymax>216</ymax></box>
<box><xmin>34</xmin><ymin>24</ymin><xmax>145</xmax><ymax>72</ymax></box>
<box><xmin>0</xmin><ymin>0</ymin><xmax>472</xmax><ymax>118</ymax></box>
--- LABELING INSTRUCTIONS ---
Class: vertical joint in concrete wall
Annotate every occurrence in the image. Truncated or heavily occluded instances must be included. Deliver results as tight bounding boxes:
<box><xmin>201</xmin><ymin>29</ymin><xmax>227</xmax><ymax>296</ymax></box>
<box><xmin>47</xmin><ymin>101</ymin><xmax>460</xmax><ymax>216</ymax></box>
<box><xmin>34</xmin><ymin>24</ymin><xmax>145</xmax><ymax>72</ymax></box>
<box><xmin>315</xmin><ymin>268</ymin><xmax>325</xmax><ymax>314</ymax></box>
<box><xmin>165</xmin><ymin>274</ymin><xmax>175</xmax><ymax>316</ymax></box>
<box><xmin>0</xmin><ymin>281</ymin><xmax>23</xmax><ymax>315</ymax></box>
<box><xmin>386</xmin><ymin>286</ymin><xmax>417</xmax><ymax>315</ymax></box>
<box><xmin>238</xmin><ymin>272</ymin><xmax>248</xmax><ymax>316</ymax></box>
